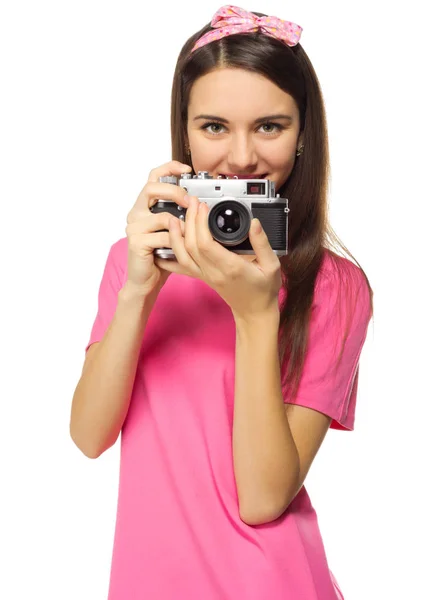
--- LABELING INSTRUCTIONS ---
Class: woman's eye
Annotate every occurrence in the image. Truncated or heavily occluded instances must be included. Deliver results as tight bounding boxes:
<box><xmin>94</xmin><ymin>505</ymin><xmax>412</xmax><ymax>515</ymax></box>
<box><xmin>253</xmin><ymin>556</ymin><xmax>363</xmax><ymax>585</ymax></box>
<box><xmin>260</xmin><ymin>123</ymin><xmax>282</xmax><ymax>134</ymax></box>
<box><xmin>202</xmin><ymin>122</ymin><xmax>225</xmax><ymax>134</ymax></box>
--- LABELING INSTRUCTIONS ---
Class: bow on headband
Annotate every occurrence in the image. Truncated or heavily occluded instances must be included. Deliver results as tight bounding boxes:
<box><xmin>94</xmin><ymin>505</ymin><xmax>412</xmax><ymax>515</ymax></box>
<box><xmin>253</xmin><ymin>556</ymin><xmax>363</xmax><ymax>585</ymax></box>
<box><xmin>191</xmin><ymin>5</ymin><xmax>302</xmax><ymax>53</ymax></box>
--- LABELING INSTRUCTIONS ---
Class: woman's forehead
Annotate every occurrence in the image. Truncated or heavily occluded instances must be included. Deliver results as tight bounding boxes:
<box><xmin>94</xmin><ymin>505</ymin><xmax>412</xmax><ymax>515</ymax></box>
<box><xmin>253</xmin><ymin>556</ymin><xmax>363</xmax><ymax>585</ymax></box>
<box><xmin>187</xmin><ymin>68</ymin><xmax>298</xmax><ymax>116</ymax></box>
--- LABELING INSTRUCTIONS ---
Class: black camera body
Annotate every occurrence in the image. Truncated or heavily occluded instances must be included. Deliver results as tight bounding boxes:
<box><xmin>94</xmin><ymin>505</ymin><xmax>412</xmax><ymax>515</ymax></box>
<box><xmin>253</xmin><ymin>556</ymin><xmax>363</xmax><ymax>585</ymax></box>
<box><xmin>151</xmin><ymin>171</ymin><xmax>289</xmax><ymax>259</ymax></box>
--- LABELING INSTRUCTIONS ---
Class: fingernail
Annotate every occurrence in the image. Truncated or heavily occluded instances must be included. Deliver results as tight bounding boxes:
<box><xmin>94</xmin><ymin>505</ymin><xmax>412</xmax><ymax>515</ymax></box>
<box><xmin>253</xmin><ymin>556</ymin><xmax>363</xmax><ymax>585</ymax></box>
<box><xmin>253</xmin><ymin>218</ymin><xmax>262</xmax><ymax>233</ymax></box>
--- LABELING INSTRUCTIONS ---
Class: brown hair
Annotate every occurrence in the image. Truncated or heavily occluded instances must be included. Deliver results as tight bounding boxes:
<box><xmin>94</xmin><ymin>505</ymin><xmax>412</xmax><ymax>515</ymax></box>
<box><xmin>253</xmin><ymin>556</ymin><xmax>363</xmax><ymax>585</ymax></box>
<box><xmin>170</xmin><ymin>14</ymin><xmax>374</xmax><ymax>401</ymax></box>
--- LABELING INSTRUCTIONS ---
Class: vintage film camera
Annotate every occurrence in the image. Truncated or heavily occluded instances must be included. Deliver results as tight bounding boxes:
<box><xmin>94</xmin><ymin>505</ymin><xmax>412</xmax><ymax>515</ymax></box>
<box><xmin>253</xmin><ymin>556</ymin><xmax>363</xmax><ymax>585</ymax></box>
<box><xmin>151</xmin><ymin>171</ymin><xmax>289</xmax><ymax>259</ymax></box>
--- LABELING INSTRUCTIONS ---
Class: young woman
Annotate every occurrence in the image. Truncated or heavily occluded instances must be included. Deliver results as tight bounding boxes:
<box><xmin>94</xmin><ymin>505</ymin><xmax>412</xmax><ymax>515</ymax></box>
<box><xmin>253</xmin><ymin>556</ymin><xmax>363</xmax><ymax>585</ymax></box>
<box><xmin>70</xmin><ymin>6</ymin><xmax>374</xmax><ymax>599</ymax></box>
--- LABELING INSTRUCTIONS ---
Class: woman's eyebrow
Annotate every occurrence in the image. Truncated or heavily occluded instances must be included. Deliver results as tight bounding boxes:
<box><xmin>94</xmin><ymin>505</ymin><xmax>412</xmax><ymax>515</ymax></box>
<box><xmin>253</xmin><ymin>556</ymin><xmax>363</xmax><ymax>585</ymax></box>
<box><xmin>193</xmin><ymin>114</ymin><xmax>293</xmax><ymax>124</ymax></box>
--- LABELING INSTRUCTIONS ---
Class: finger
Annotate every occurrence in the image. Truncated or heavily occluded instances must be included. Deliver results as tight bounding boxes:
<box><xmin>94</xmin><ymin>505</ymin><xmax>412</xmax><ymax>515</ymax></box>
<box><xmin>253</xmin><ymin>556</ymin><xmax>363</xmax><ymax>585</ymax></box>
<box><xmin>127</xmin><ymin>231</ymin><xmax>174</xmax><ymax>255</ymax></box>
<box><xmin>131</xmin><ymin>182</ymin><xmax>190</xmax><ymax>217</ymax></box>
<box><xmin>248</xmin><ymin>218</ymin><xmax>277</xmax><ymax>269</ymax></box>
<box><xmin>183</xmin><ymin>196</ymin><xmax>201</xmax><ymax>262</ymax></box>
<box><xmin>126</xmin><ymin>211</ymin><xmax>185</xmax><ymax>236</ymax></box>
<box><xmin>147</xmin><ymin>160</ymin><xmax>192</xmax><ymax>183</ymax></box>
<box><xmin>154</xmin><ymin>257</ymin><xmax>188</xmax><ymax>277</ymax></box>
<box><xmin>169</xmin><ymin>216</ymin><xmax>198</xmax><ymax>272</ymax></box>
<box><xmin>195</xmin><ymin>201</ymin><xmax>216</xmax><ymax>254</ymax></box>
<box><xmin>129</xmin><ymin>160</ymin><xmax>192</xmax><ymax>218</ymax></box>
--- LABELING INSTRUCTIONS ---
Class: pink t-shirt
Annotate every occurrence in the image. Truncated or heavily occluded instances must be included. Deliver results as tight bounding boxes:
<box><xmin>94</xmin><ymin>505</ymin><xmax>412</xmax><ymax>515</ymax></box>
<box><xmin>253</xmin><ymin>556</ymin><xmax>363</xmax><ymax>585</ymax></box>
<box><xmin>85</xmin><ymin>237</ymin><xmax>372</xmax><ymax>600</ymax></box>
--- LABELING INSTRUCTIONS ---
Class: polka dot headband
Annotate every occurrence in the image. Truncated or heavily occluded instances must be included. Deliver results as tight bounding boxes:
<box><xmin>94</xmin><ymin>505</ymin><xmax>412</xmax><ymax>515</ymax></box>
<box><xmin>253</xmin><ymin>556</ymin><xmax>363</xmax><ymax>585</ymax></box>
<box><xmin>191</xmin><ymin>5</ymin><xmax>303</xmax><ymax>53</ymax></box>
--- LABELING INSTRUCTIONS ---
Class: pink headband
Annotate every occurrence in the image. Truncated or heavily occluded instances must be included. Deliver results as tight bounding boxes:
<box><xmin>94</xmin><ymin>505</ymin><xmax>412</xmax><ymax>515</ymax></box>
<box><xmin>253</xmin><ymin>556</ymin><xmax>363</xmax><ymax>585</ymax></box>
<box><xmin>191</xmin><ymin>5</ymin><xmax>303</xmax><ymax>53</ymax></box>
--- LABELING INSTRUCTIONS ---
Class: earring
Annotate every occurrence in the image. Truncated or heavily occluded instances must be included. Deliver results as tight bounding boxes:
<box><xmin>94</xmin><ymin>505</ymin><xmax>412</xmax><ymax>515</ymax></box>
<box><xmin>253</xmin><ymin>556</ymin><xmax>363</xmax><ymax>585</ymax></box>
<box><xmin>296</xmin><ymin>144</ymin><xmax>304</xmax><ymax>156</ymax></box>
<box><xmin>185</xmin><ymin>145</ymin><xmax>191</xmax><ymax>156</ymax></box>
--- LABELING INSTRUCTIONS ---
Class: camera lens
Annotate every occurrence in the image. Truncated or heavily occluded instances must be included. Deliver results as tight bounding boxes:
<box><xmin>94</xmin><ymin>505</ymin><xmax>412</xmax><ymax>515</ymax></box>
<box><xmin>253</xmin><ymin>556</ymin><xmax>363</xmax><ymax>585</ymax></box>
<box><xmin>216</xmin><ymin>208</ymin><xmax>240</xmax><ymax>233</ymax></box>
<box><xmin>208</xmin><ymin>200</ymin><xmax>251</xmax><ymax>246</ymax></box>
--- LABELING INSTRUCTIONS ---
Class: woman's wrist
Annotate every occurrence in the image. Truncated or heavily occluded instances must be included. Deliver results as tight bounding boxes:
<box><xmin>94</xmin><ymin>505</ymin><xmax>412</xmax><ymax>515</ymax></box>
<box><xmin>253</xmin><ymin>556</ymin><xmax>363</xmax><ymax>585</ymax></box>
<box><xmin>119</xmin><ymin>280</ymin><xmax>157</xmax><ymax>310</ymax></box>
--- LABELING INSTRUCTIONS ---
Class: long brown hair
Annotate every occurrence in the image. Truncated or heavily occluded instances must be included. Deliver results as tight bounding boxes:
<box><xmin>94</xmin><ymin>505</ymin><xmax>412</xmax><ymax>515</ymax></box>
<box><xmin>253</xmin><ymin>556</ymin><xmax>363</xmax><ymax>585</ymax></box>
<box><xmin>170</xmin><ymin>14</ymin><xmax>374</xmax><ymax>401</ymax></box>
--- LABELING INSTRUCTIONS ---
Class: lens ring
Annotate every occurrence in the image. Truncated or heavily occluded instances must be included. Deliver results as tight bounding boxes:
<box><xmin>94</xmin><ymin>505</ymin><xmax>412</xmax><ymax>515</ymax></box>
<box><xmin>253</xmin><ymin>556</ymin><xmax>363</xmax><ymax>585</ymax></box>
<box><xmin>208</xmin><ymin>200</ymin><xmax>251</xmax><ymax>246</ymax></box>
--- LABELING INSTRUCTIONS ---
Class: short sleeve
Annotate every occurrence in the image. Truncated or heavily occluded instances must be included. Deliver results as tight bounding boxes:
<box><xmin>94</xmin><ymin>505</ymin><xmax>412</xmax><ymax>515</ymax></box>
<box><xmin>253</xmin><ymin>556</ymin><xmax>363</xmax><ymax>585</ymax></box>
<box><xmin>85</xmin><ymin>238</ymin><xmax>127</xmax><ymax>353</ymax></box>
<box><xmin>282</xmin><ymin>255</ymin><xmax>373</xmax><ymax>431</ymax></box>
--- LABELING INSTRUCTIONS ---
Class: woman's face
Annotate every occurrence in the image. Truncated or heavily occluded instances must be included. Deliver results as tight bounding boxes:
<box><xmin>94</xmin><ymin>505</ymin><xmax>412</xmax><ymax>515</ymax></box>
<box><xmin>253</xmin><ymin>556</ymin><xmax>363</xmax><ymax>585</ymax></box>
<box><xmin>186</xmin><ymin>67</ymin><xmax>302</xmax><ymax>190</ymax></box>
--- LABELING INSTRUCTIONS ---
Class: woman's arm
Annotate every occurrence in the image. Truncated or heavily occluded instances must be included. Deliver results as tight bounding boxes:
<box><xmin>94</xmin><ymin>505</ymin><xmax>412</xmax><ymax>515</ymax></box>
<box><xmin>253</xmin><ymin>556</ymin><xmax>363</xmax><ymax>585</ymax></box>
<box><xmin>70</xmin><ymin>282</ymin><xmax>157</xmax><ymax>458</ymax></box>
<box><xmin>232</xmin><ymin>308</ymin><xmax>331</xmax><ymax>526</ymax></box>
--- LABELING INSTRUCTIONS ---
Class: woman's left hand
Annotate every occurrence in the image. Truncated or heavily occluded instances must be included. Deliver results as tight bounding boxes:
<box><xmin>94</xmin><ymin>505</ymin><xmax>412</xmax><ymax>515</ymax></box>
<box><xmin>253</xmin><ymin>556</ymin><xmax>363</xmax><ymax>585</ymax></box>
<box><xmin>154</xmin><ymin>195</ymin><xmax>283</xmax><ymax>320</ymax></box>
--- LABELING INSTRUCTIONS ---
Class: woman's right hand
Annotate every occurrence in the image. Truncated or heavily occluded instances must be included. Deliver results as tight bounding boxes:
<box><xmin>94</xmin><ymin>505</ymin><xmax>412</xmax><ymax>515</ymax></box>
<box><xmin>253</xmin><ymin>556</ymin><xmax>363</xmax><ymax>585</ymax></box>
<box><xmin>125</xmin><ymin>160</ymin><xmax>192</xmax><ymax>297</ymax></box>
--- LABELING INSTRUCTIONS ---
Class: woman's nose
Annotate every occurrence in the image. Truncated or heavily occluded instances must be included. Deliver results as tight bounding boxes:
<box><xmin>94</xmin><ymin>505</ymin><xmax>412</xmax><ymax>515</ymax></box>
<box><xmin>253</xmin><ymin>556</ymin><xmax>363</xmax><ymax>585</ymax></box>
<box><xmin>227</xmin><ymin>135</ymin><xmax>258</xmax><ymax>171</ymax></box>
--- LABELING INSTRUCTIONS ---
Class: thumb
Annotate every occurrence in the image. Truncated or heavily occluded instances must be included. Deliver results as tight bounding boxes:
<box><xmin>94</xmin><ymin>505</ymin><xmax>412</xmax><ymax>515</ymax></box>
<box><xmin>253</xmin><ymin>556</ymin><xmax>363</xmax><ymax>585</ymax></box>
<box><xmin>249</xmin><ymin>218</ymin><xmax>272</xmax><ymax>267</ymax></box>
<box><xmin>251</xmin><ymin>218</ymin><xmax>263</xmax><ymax>236</ymax></box>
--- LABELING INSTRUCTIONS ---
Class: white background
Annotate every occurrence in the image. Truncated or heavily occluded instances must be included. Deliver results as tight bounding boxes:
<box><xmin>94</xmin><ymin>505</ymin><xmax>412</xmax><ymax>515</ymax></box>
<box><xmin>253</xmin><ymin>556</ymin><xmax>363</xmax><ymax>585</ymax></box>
<box><xmin>1</xmin><ymin>1</ymin><xmax>425</xmax><ymax>598</ymax></box>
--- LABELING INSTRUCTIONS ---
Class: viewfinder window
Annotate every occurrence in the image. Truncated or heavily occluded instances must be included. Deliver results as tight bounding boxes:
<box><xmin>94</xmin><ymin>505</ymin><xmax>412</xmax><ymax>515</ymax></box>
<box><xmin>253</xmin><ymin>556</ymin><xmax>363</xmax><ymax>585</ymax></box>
<box><xmin>247</xmin><ymin>182</ymin><xmax>265</xmax><ymax>195</ymax></box>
